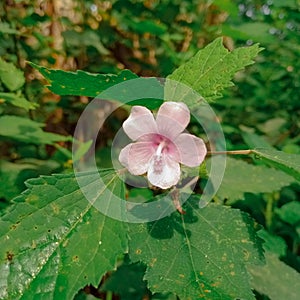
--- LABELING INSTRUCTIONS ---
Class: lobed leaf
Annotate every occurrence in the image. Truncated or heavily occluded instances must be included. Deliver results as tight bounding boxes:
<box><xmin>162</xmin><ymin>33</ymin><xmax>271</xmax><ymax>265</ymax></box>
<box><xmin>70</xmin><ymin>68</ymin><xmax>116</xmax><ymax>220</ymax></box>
<box><xmin>0</xmin><ymin>170</ymin><xmax>127</xmax><ymax>300</ymax></box>
<box><xmin>129</xmin><ymin>197</ymin><xmax>263</xmax><ymax>300</ymax></box>
<box><xmin>30</xmin><ymin>63</ymin><xmax>164</xmax><ymax>109</ymax></box>
<box><xmin>166</xmin><ymin>37</ymin><xmax>262</xmax><ymax>105</ymax></box>
<box><xmin>30</xmin><ymin>62</ymin><xmax>138</xmax><ymax>97</ymax></box>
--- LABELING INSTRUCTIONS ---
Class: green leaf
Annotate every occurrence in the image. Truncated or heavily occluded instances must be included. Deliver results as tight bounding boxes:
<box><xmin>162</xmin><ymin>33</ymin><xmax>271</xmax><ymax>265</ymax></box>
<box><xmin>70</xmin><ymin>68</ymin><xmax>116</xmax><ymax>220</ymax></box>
<box><xmin>100</xmin><ymin>260</ymin><xmax>148</xmax><ymax>300</ymax></box>
<box><xmin>216</xmin><ymin>157</ymin><xmax>294</xmax><ymax>202</ymax></box>
<box><xmin>99</xmin><ymin>77</ymin><xmax>164</xmax><ymax>109</ymax></box>
<box><xmin>72</xmin><ymin>139</ymin><xmax>93</xmax><ymax>163</ymax></box>
<box><xmin>212</xmin><ymin>0</ymin><xmax>239</xmax><ymax>16</ymax></box>
<box><xmin>222</xmin><ymin>23</ymin><xmax>275</xmax><ymax>44</ymax></box>
<box><xmin>0</xmin><ymin>115</ymin><xmax>71</xmax><ymax>145</ymax></box>
<box><xmin>0</xmin><ymin>159</ymin><xmax>60</xmax><ymax>201</ymax></box>
<box><xmin>0</xmin><ymin>58</ymin><xmax>25</xmax><ymax>91</ymax></box>
<box><xmin>0</xmin><ymin>23</ymin><xmax>20</xmax><ymax>35</ymax></box>
<box><xmin>29</xmin><ymin>62</ymin><xmax>138</xmax><ymax>97</ymax></box>
<box><xmin>0</xmin><ymin>92</ymin><xmax>38</xmax><ymax>111</ymax></box>
<box><xmin>272</xmin><ymin>0</ymin><xmax>298</xmax><ymax>8</ymax></box>
<box><xmin>275</xmin><ymin>201</ymin><xmax>300</xmax><ymax>226</ymax></box>
<box><xmin>241</xmin><ymin>131</ymin><xmax>274</xmax><ymax>149</ymax></box>
<box><xmin>129</xmin><ymin>198</ymin><xmax>263</xmax><ymax>300</ymax></box>
<box><xmin>62</xmin><ymin>30</ymin><xmax>109</xmax><ymax>55</ymax></box>
<box><xmin>166</xmin><ymin>37</ymin><xmax>262</xmax><ymax>105</ymax></box>
<box><xmin>248</xmin><ymin>252</ymin><xmax>300</xmax><ymax>300</ymax></box>
<box><xmin>31</xmin><ymin>62</ymin><xmax>163</xmax><ymax>109</ymax></box>
<box><xmin>0</xmin><ymin>170</ymin><xmax>127</xmax><ymax>300</ymax></box>
<box><xmin>128</xmin><ymin>19</ymin><xmax>167</xmax><ymax>36</ymax></box>
<box><xmin>257</xmin><ymin>230</ymin><xmax>287</xmax><ymax>257</ymax></box>
<box><xmin>252</xmin><ymin>148</ymin><xmax>300</xmax><ymax>182</ymax></box>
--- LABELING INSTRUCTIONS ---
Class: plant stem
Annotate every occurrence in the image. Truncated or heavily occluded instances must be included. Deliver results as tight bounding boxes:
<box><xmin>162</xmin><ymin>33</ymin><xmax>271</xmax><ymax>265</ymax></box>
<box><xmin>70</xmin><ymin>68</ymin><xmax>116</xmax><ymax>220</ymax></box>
<box><xmin>207</xmin><ymin>150</ymin><xmax>252</xmax><ymax>155</ymax></box>
<box><xmin>106</xmin><ymin>291</ymin><xmax>113</xmax><ymax>300</ymax></box>
<box><xmin>265</xmin><ymin>194</ymin><xmax>274</xmax><ymax>229</ymax></box>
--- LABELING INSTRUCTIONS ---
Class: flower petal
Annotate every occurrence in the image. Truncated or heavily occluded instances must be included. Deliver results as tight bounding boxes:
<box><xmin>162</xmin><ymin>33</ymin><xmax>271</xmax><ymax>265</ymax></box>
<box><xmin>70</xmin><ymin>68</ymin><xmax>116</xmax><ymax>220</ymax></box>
<box><xmin>119</xmin><ymin>142</ymin><xmax>156</xmax><ymax>175</ymax></box>
<box><xmin>174</xmin><ymin>133</ymin><xmax>207</xmax><ymax>167</ymax></box>
<box><xmin>156</xmin><ymin>102</ymin><xmax>190</xmax><ymax>139</ymax></box>
<box><xmin>119</xmin><ymin>143</ymin><xmax>131</xmax><ymax>170</ymax></box>
<box><xmin>123</xmin><ymin>106</ymin><xmax>157</xmax><ymax>141</ymax></box>
<box><xmin>147</xmin><ymin>154</ymin><xmax>180</xmax><ymax>189</ymax></box>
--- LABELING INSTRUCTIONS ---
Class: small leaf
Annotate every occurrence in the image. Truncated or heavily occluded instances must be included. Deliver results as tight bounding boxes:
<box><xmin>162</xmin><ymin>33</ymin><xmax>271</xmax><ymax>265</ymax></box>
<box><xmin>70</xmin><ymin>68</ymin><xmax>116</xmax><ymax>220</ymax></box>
<box><xmin>128</xmin><ymin>19</ymin><xmax>167</xmax><ymax>35</ymax></box>
<box><xmin>62</xmin><ymin>30</ymin><xmax>109</xmax><ymax>55</ymax></box>
<box><xmin>0</xmin><ymin>23</ymin><xmax>20</xmax><ymax>35</ymax></box>
<box><xmin>0</xmin><ymin>159</ymin><xmax>60</xmax><ymax>201</ymax></box>
<box><xmin>0</xmin><ymin>170</ymin><xmax>127</xmax><ymax>300</ymax></box>
<box><xmin>129</xmin><ymin>198</ymin><xmax>263</xmax><ymax>300</ymax></box>
<box><xmin>0</xmin><ymin>58</ymin><xmax>25</xmax><ymax>91</ymax></box>
<box><xmin>0</xmin><ymin>92</ymin><xmax>38</xmax><ymax>111</ymax></box>
<box><xmin>72</xmin><ymin>139</ymin><xmax>93</xmax><ymax>162</ymax></box>
<box><xmin>30</xmin><ymin>62</ymin><xmax>138</xmax><ymax>97</ymax></box>
<box><xmin>275</xmin><ymin>201</ymin><xmax>300</xmax><ymax>226</ymax></box>
<box><xmin>222</xmin><ymin>23</ymin><xmax>275</xmax><ymax>44</ymax></box>
<box><xmin>0</xmin><ymin>115</ymin><xmax>71</xmax><ymax>145</ymax></box>
<box><xmin>272</xmin><ymin>0</ymin><xmax>298</xmax><ymax>8</ymax></box>
<box><xmin>252</xmin><ymin>148</ymin><xmax>300</xmax><ymax>181</ymax></box>
<box><xmin>257</xmin><ymin>230</ymin><xmax>287</xmax><ymax>257</ymax></box>
<box><xmin>241</xmin><ymin>131</ymin><xmax>274</xmax><ymax>149</ymax></box>
<box><xmin>216</xmin><ymin>157</ymin><xmax>294</xmax><ymax>202</ymax></box>
<box><xmin>212</xmin><ymin>0</ymin><xmax>239</xmax><ymax>17</ymax></box>
<box><xmin>166</xmin><ymin>37</ymin><xmax>262</xmax><ymax>105</ymax></box>
<box><xmin>248</xmin><ymin>252</ymin><xmax>300</xmax><ymax>300</ymax></box>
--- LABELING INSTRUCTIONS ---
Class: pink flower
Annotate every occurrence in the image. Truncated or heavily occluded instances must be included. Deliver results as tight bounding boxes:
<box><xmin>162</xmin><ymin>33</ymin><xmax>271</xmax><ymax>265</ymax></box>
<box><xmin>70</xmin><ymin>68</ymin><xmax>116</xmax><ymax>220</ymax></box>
<box><xmin>119</xmin><ymin>102</ymin><xmax>207</xmax><ymax>189</ymax></box>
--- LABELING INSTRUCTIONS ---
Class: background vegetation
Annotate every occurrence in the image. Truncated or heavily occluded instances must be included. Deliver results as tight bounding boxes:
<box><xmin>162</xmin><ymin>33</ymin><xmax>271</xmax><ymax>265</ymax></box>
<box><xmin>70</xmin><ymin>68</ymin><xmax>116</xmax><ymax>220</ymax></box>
<box><xmin>0</xmin><ymin>0</ymin><xmax>299</xmax><ymax>299</ymax></box>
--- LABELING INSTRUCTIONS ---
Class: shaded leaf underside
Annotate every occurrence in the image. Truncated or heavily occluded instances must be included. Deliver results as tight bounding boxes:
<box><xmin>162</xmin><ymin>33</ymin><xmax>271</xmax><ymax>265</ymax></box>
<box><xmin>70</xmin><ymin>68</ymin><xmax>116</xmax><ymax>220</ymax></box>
<box><xmin>216</xmin><ymin>157</ymin><xmax>295</xmax><ymax>202</ymax></box>
<box><xmin>252</xmin><ymin>148</ymin><xmax>300</xmax><ymax>182</ymax></box>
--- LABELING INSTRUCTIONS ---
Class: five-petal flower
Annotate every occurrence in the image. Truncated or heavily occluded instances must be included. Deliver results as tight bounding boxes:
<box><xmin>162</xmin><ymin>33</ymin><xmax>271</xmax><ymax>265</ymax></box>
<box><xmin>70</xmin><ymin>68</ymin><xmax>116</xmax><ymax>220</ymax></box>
<box><xmin>119</xmin><ymin>102</ymin><xmax>207</xmax><ymax>189</ymax></box>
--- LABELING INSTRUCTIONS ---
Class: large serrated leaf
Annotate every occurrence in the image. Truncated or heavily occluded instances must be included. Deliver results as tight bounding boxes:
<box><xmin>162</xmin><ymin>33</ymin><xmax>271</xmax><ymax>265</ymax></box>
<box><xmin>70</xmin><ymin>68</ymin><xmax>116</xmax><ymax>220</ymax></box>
<box><xmin>129</xmin><ymin>197</ymin><xmax>263</xmax><ymax>300</ymax></box>
<box><xmin>216</xmin><ymin>157</ymin><xmax>294</xmax><ymax>202</ymax></box>
<box><xmin>0</xmin><ymin>170</ymin><xmax>127</xmax><ymax>300</ymax></box>
<box><xmin>30</xmin><ymin>62</ymin><xmax>138</xmax><ymax>97</ymax></box>
<box><xmin>252</xmin><ymin>148</ymin><xmax>300</xmax><ymax>181</ymax></box>
<box><xmin>166</xmin><ymin>37</ymin><xmax>262</xmax><ymax>105</ymax></box>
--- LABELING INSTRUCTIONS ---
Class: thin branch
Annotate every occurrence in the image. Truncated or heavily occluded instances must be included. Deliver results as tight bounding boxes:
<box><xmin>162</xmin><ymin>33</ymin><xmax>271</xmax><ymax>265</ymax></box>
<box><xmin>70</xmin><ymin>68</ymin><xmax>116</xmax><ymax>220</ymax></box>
<box><xmin>207</xmin><ymin>150</ymin><xmax>253</xmax><ymax>155</ymax></box>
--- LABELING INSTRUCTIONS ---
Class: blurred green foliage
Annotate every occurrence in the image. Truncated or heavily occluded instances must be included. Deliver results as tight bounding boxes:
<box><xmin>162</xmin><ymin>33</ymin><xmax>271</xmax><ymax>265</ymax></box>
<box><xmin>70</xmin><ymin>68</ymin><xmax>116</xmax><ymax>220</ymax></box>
<box><xmin>0</xmin><ymin>0</ymin><xmax>299</xmax><ymax>299</ymax></box>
